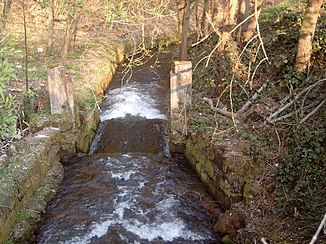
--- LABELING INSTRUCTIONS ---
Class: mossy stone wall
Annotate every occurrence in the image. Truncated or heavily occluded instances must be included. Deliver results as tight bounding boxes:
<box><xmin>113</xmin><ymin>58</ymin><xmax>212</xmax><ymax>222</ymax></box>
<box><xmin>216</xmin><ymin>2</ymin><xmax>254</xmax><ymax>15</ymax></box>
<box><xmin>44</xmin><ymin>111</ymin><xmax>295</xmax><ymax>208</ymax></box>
<box><xmin>185</xmin><ymin>134</ymin><xmax>261</xmax><ymax>210</ymax></box>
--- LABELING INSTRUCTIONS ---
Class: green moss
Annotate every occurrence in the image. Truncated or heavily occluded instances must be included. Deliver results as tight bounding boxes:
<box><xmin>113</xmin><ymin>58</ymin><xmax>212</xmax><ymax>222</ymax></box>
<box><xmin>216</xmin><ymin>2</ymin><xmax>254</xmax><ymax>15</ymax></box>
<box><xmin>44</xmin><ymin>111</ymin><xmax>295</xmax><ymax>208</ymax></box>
<box><xmin>200</xmin><ymin>170</ymin><xmax>208</xmax><ymax>183</ymax></box>
<box><xmin>195</xmin><ymin>162</ymin><xmax>202</xmax><ymax>174</ymax></box>
<box><xmin>15</xmin><ymin>211</ymin><xmax>27</xmax><ymax>222</ymax></box>
<box><xmin>204</xmin><ymin>160</ymin><xmax>215</xmax><ymax>179</ymax></box>
<box><xmin>220</xmin><ymin>179</ymin><xmax>232</xmax><ymax>197</ymax></box>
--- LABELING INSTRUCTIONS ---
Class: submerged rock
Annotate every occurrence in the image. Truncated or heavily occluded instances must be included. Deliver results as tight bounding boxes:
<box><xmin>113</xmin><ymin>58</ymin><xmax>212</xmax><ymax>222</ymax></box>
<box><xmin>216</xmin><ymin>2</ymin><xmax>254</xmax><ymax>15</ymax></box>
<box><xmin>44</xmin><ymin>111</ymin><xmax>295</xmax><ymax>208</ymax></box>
<box><xmin>213</xmin><ymin>210</ymin><xmax>246</xmax><ymax>235</ymax></box>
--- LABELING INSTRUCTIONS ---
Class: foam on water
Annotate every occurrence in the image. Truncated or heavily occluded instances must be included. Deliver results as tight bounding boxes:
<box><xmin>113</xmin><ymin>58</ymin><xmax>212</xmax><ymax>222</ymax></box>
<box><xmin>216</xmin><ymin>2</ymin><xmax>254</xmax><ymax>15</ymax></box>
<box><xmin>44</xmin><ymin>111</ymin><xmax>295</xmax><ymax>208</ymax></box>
<box><xmin>100</xmin><ymin>87</ymin><xmax>167</xmax><ymax>121</ymax></box>
<box><xmin>110</xmin><ymin>170</ymin><xmax>135</xmax><ymax>181</ymax></box>
<box><xmin>64</xmin><ymin>207</ymin><xmax>204</xmax><ymax>244</ymax></box>
<box><xmin>62</xmin><ymin>181</ymin><xmax>205</xmax><ymax>244</ymax></box>
<box><xmin>125</xmin><ymin>219</ymin><xmax>203</xmax><ymax>242</ymax></box>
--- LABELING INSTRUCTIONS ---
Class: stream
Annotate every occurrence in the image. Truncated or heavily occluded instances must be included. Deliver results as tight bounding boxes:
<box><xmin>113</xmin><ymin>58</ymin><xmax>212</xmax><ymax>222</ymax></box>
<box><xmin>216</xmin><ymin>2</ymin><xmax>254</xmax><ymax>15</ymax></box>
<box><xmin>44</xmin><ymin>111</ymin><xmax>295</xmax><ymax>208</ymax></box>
<box><xmin>37</xmin><ymin>51</ymin><xmax>220</xmax><ymax>243</ymax></box>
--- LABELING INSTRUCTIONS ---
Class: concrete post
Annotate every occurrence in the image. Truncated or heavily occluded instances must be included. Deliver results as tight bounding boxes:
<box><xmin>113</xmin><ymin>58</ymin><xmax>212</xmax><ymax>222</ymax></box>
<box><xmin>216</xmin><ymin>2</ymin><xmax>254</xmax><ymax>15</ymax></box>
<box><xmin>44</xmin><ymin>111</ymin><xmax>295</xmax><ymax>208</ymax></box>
<box><xmin>48</xmin><ymin>65</ymin><xmax>74</xmax><ymax>116</ymax></box>
<box><xmin>170</xmin><ymin>61</ymin><xmax>192</xmax><ymax>152</ymax></box>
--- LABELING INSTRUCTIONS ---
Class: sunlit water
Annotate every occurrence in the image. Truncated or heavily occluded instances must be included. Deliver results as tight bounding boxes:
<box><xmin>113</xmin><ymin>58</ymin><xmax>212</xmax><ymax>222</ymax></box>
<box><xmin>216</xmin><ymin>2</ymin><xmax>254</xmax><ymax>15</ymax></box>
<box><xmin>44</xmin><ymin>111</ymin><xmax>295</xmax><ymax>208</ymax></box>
<box><xmin>37</xmin><ymin>52</ymin><xmax>219</xmax><ymax>243</ymax></box>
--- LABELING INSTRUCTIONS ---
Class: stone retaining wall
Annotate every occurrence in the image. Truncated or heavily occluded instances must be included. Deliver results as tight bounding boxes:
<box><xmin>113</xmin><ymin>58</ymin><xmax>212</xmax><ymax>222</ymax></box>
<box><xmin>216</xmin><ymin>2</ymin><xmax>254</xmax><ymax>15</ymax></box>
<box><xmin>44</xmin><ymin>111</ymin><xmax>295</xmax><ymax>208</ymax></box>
<box><xmin>185</xmin><ymin>134</ymin><xmax>262</xmax><ymax>210</ymax></box>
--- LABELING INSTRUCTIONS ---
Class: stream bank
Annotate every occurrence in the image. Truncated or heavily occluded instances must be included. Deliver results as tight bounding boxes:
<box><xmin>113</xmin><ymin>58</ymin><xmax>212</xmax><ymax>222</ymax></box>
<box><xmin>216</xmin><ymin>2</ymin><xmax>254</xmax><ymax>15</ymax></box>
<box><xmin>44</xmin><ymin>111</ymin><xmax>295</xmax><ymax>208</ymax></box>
<box><xmin>0</xmin><ymin>41</ymin><xmax>129</xmax><ymax>243</ymax></box>
<box><xmin>185</xmin><ymin>133</ymin><xmax>262</xmax><ymax>210</ymax></box>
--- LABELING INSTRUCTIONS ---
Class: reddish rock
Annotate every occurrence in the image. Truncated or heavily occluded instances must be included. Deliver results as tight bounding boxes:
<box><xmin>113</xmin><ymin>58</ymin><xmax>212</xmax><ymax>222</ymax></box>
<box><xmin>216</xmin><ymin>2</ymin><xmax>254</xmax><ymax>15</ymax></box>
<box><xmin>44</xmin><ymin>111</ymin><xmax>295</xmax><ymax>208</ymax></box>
<box><xmin>213</xmin><ymin>210</ymin><xmax>246</xmax><ymax>235</ymax></box>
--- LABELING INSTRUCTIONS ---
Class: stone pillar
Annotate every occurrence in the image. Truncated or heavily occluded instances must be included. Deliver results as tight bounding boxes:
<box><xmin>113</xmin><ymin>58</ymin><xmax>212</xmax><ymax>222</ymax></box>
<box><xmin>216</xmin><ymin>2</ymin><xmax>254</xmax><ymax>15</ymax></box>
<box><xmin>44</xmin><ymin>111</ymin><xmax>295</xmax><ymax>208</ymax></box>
<box><xmin>170</xmin><ymin>61</ymin><xmax>192</xmax><ymax>152</ymax></box>
<box><xmin>48</xmin><ymin>65</ymin><xmax>74</xmax><ymax>116</ymax></box>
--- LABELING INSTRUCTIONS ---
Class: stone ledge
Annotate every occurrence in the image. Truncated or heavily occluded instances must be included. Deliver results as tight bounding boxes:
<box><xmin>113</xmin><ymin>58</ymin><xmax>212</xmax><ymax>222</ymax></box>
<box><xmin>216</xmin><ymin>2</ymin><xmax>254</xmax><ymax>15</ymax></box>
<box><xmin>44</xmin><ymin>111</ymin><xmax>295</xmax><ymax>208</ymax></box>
<box><xmin>0</xmin><ymin>127</ymin><xmax>62</xmax><ymax>243</ymax></box>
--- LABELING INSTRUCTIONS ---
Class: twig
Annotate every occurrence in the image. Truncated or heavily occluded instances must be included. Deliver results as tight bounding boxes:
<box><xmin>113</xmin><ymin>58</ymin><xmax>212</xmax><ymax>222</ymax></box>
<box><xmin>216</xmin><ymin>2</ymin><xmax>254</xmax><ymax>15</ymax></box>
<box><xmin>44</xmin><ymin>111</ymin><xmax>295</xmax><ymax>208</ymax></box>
<box><xmin>191</xmin><ymin>31</ymin><xmax>214</xmax><ymax>48</ymax></box>
<box><xmin>237</xmin><ymin>82</ymin><xmax>267</xmax><ymax>115</ymax></box>
<box><xmin>239</xmin><ymin>34</ymin><xmax>258</xmax><ymax>87</ymax></box>
<box><xmin>270</xmin><ymin>125</ymin><xmax>282</xmax><ymax>160</ymax></box>
<box><xmin>250</xmin><ymin>57</ymin><xmax>268</xmax><ymax>88</ymax></box>
<box><xmin>229</xmin><ymin>76</ymin><xmax>239</xmax><ymax>131</ymax></box>
<box><xmin>0</xmin><ymin>204</ymin><xmax>11</xmax><ymax>209</ymax></box>
<box><xmin>267</xmin><ymin>79</ymin><xmax>326</xmax><ymax>123</ymax></box>
<box><xmin>309</xmin><ymin>212</ymin><xmax>326</xmax><ymax>244</ymax></box>
<box><xmin>90</xmin><ymin>89</ymin><xmax>101</xmax><ymax>113</ymax></box>
<box><xmin>301</xmin><ymin>100</ymin><xmax>325</xmax><ymax>123</ymax></box>
<box><xmin>213</xmin><ymin>126</ymin><xmax>235</xmax><ymax>136</ymax></box>
<box><xmin>204</xmin><ymin>12</ymin><xmax>256</xmax><ymax>67</ymax></box>
<box><xmin>192</xmin><ymin>9</ymin><xmax>222</xmax><ymax>48</ymax></box>
<box><xmin>254</xmin><ymin>0</ymin><xmax>269</xmax><ymax>64</ymax></box>
<box><xmin>203</xmin><ymin>97</ymin><xmax>233</xmax><ymax>117</ymax></box>
<box><xmin>0</xmin><ymin>33</ymin><xmax>10</xmax><ymax>43</ymax></box>
<box><xmin>269</xmin><ymin>104</ymin><xmax>315</xmax><ymax>123</ymax></box>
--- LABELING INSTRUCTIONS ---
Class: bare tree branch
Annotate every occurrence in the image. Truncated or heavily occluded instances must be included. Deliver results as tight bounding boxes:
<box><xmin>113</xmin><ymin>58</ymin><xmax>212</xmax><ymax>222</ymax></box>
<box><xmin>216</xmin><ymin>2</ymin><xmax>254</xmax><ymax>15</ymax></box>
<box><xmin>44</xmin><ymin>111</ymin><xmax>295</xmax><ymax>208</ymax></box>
<box><xmin>267</xmin><ymin>79</ymin><xmax>326</xmax><ymax>123</ymax></box>
<box><xmin>203</xmin><ymin>97</ymin><xmax>233</xmax><ymax>117</ymax></box>
<box><xmin>269</xmin><ymin>104</ymin><xmax>315</xmax><ymax>123</ymax></box>
<box><xmin>309</xmin><ymin>213</ymin><xmax>326</xmax><ymax>244</ymax></box>
<box><xmin>238</xmin><ymin>82</ymin><xmax>267</xmax><ymax>114</ymax></box>
<box><xmin>301</xmin><ymin>100</ymin><xmax>325</xmax><ymax>123</ymax></box>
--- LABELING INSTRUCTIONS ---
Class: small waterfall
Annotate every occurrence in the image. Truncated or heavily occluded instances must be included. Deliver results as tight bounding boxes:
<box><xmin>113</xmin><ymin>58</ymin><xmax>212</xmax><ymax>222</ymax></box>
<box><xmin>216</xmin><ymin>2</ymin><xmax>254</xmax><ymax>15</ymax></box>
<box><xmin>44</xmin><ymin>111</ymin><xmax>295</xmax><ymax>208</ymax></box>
<box><xmin>37</xmin><ymin>52</ymin><xmax>219</xmax><ymax>243</ymax></box>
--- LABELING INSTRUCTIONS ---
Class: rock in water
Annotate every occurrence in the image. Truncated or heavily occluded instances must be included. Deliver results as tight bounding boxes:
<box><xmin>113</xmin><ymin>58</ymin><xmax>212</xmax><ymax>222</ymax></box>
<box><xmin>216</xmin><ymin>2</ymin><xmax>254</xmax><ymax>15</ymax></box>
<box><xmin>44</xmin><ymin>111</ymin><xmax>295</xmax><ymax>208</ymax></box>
<box><xmin>213</xmin><ymin>210</ymin><xmax>246</xmax><ymax>235</ymax></box>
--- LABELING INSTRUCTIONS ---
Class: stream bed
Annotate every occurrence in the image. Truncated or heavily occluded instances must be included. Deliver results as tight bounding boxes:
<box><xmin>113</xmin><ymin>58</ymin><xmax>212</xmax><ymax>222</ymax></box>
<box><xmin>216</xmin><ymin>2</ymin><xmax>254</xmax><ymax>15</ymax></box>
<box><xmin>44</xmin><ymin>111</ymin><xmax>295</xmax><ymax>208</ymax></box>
<box><xmin>37</xmin><ymin>52</ymin><xmax>220</xmax><ymax>243</ymax></box>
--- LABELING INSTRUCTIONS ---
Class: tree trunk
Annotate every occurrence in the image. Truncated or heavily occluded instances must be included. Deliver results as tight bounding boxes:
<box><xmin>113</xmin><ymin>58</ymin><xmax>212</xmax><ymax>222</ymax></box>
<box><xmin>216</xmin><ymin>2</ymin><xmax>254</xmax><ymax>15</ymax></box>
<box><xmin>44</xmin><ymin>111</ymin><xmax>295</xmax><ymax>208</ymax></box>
<box><xmin>236</xmin><ymin>0</ymin><xmax>249</xmax><ymax>42</ymax></box>
<box><xmin>218</xmin><ymin>0</ymin><xmax>236</xmax><ymax>52</ymax></box>
<box><xmin>178</xmin><ymin>0</ymin><xmax>186</xmax><ymax>40</ymax></box>
<box><xmin>295</xmin><ymin>0</ymin><xmax>323</xmax><ymax>72</ymax></box>
<box><xmin>61</xmin><ymin>13</ymin><xmax>80</xmax><ymax>63</ymax></box>
<box><xmin>228</xmin><ymin>0</ymin><xmax>239</xmax><ymax>26</ymax></box>
<box><xmin>179</xmin><ymin>0</ymin><xmax>191</xmax><ymax>60</ymax></box>
<box><xmin>243</xmin><ymin>0</ymin><xmax>263</xmax><ymax>43</ymax></box>
<box><xmin>201</xmin><ymin>0</ymin><xmax>210</xmax><ymax>35</ymax></box>
<box><xmin>212</xmin><ymin>0</ymin><xmax>226</xmax><ymax>28</ymax></box>
<box><xmin>47</xmin><ymin>0</ymin><xmax>55</xmax><ymax>57</ymax></box>
<box><xmin>0</xmin><ymin>0</ymin><xmax>12</xmax><ymax>32</ymax></box>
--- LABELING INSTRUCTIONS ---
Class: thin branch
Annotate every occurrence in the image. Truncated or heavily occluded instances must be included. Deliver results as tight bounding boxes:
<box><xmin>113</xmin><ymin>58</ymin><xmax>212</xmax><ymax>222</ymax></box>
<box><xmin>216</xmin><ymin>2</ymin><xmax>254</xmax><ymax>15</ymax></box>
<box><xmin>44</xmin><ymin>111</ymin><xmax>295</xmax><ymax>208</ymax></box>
<box><xmin>203</xmin><ymin>97</ymin><xmax>233</xmax><ymax>117</ymax></box>
<box><xmin>309</xmin><ymin>213</ymin><xmax>326</xmax><ymax>244</ymax></box>
<box><xmin>90</xmin><ymin>89</ymin><xmax>101</xmax><ymax>113</ymax></box>
<box><xmin>229</xmin><ymin>77</ymin><xmax>238</xmax><ymax>131</ymax></box>
<box><xmin>301</xmin><ymin>100</ymin><xmax>325</xmax><ymax>123</ymax></box>
<box><xmin>254</xmin><ymin>0</ymin><xmax>269</xmax><ymax>64</ymax></box>
<box><xmin>191</xmin><ymin>31</ymin><xmax>214</xmax><ymax>48</ymax></box>
<box><xmin>269</xmin><ymin>104</ymin><xmax>315</xmax><ymax>123</ymax></box>
<box><xmin>191</xmin><ymin>11</ymin><xmax>221</xmax><ymax>48</ymax></box>
<box><xmin>22</xmin><ymin>0</ymin><xmax>29</xmax><ymax>91</ymax></box>
<box><xmin>237</xmin><ymin>82</ymin><xmax>267</xmax><ymax>115</ymax></box>
<box><xmin>250</xmin><ymin>57</ymin><xmax>267</xmax><ymax>88</ymax></box>
<box><xmin>239</xmin><ymin>34</ymin><xmax>258</xmax><ymax>64</ymax></box>
<box><xmin>267</xmin><ymin>79</ymin><xmax>326</xmax><ymax>123</ymax></box>
<box><xmin>0</xmin><ymin>34</ymin><xmax>10</xmax><ymax>43</ymax></box>
<box><xmin>204</xmin><ymin>12</ymin><xmax>256</xmax><ymax>67</ymax></box>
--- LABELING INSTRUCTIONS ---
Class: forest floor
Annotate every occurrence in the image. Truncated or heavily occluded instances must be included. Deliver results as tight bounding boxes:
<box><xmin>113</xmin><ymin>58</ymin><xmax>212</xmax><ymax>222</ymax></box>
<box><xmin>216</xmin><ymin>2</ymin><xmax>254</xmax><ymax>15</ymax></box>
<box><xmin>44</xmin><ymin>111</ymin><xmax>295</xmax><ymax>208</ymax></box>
<box><xmin>187</xmin><ymin>0</ymin><xmax>325</xmax><ymax>243</ymax></box>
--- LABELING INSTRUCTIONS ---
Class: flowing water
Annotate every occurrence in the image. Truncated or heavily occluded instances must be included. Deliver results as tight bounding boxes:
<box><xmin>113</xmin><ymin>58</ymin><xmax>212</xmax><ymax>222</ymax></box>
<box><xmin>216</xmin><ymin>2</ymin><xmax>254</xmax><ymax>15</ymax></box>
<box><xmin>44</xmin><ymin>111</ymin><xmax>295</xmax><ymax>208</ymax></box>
<box><xmin>37</xmin><ymin>52</ymin><xmax>220</xmax><ymax>243</ymax></box>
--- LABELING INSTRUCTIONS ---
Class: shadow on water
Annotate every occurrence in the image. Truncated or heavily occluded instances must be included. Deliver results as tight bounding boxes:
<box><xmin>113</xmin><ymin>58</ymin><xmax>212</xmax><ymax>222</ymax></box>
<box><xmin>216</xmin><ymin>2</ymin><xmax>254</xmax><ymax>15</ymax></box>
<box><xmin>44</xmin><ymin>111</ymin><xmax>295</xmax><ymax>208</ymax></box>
<box><xmin>36</xmin><ymin>51</ymin><xmax>221</xmax><ymax>243</ymax></box>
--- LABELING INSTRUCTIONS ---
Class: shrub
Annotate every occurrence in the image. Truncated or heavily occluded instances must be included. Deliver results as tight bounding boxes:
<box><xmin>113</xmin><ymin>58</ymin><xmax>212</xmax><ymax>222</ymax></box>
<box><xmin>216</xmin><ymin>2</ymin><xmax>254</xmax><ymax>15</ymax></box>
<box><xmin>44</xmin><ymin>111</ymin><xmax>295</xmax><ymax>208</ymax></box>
<box><xmin>274</xmin><ymin>123</ymin><xmax>326</xmax><ymax>238</ymax></box>
<box><xmin>0</xmin><ymin>37</ymin><xmax>20</xmax><ymax>139</ymax></box>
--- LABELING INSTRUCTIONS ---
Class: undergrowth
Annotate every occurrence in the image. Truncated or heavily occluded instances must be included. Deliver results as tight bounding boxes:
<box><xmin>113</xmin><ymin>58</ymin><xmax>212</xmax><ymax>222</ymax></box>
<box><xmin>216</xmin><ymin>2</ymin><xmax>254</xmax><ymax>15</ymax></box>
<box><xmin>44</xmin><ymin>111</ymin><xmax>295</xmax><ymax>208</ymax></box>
<box><xmin>189</xmin><ymin>0</ymin><xmax>325</xmax><ymax>242</ymax></box>
<box><xmin>275</xmin><ymin>122</ymin><xmax>326</xmax><ymax>240</ymax></box>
